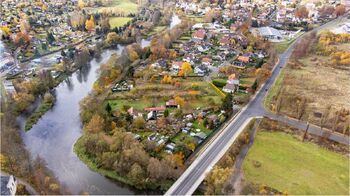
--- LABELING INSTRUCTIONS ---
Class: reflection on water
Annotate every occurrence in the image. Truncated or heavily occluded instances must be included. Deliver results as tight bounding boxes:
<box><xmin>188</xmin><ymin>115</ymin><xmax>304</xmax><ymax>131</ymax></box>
<box><xmin>19</xmin><ymin>49</ymin><xmax>135</xmax><ymax>194</ymax></box>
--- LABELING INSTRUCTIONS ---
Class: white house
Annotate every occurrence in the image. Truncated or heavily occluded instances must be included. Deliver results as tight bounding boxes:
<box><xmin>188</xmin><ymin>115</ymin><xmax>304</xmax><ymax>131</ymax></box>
<box><xmin>1</xmin><ymin>175</ymin><xmax>17</xmax><ymax>196</ymax></box>
<box><xmin>223</xmin><ymin>83</ymin><xmax>237</xmax><ymax>93</ymax></box>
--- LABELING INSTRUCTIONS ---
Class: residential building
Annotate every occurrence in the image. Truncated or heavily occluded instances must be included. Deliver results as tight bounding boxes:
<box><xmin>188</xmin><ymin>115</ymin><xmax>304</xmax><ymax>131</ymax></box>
<box><xmin>1</xmin><ymin>175</ymin><xmax>17</xmax><ymax>196</ymax></box>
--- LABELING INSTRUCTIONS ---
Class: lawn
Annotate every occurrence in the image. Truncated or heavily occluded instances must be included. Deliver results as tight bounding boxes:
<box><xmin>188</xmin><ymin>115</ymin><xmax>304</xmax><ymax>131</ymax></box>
<box><xmin>146</xmin><ymin>26</ymin><xmax>167</xmax><ymax>36</ymax></box>
<box><xmin>263</xmin><ymin>69</ymin><xmax>285</xmax><ymax>109</ymax></box>
<box><xmin>92</xmin><ymin>0</ymin><xmax>138</xmax><ymax>15</ymax></box>
<box><xmin>107</xmin><ymin>99</ymin><xmax>164</xmax><ymax>111</ymax></box>
<box><xmin>111</xmin><ymin>0</ymin><xmax>138</xmax><ymax>13</ymax></box>
<box><xmin>109</xmin><ymin>17</ymin><xmax>132</xmax><ymax>29</ymax></box>
<box><xmin>240</xmin><ymin>77</ymin><xmax>256</xmax><ymax>88</ymax></box>
<box><xmin>243</xmin><ymin>131</ymin><xmax>349</xmax><ymax>195</ymax></box>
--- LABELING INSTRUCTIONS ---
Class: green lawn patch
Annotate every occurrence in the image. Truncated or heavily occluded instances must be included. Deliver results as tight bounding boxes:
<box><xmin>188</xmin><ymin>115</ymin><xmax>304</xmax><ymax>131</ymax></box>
<box><xmin>243</xmin><ymin>131</ymin><xmax>349</xmax><ymax>195</ymax></box>
<box><xmin>107</xmin><ymin>99</ymin><xmax>156</xmax><ymax>111</ymax></box>
<box><xmin>192</xmin><ymin>120</ymin><xmax>212</xmax><ymax>135</ymax></box>
<box><xmin>111</xmin><ymin>0</ymin><xmax>138</xmax><ymax>13</ymax></box>
<box><xmin>263</xmin><ymin>69</ymin><xmax>285</xmax><ymax>110</ymax></box>
<box><xmin>109</xmin><ymin>17</ymin><xmax>132</xmax><ymax>29</ymax></box>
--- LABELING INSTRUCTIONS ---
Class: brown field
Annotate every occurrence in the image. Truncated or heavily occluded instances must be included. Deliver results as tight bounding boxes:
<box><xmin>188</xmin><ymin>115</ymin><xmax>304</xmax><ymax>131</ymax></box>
<box><xmin>271</xmin><ymin>43</ymin><xmax>350</xmax><ymax>134</ymax></box>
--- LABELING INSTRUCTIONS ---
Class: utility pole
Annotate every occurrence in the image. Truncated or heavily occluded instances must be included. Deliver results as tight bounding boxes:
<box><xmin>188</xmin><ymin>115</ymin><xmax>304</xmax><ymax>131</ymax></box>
<box><xmin>302</xmin><ymin>122</ymin><xmax>309</xmax><ymax>142</ymax></box>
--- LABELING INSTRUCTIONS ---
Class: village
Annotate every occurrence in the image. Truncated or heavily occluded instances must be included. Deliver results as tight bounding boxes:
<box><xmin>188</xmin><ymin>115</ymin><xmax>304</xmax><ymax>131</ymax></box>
<box><xmin>0</xmin><ymin>0</ymin><xmax>349</xmax><ymax>194</ymax></box>
<box><xmin>96</xmin><ymin>0</ymin><xmax>348</xmax><ymax>161</ymax></box>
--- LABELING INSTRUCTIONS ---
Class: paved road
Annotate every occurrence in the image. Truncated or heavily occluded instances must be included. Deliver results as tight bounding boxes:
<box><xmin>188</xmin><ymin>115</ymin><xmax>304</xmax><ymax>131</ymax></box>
<box><xmin>165</xmin><ymin>17</ymin><xmax>350</xmax><ymax>196</ymax></box>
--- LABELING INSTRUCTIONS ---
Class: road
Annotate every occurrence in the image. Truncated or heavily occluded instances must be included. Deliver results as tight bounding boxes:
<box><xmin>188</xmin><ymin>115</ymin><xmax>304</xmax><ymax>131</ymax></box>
<box><xmin>165</xmin><ymin>17</ymin><xmax>349</xmax><ymax>196</ymax></box>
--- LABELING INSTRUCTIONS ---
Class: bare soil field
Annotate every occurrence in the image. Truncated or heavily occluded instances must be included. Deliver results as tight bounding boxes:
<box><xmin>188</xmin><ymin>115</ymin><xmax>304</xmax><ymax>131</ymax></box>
<box><xmin>270</xmin><ymin>43</ymin><xmax>350</xmax><ymax>134</ymax></box>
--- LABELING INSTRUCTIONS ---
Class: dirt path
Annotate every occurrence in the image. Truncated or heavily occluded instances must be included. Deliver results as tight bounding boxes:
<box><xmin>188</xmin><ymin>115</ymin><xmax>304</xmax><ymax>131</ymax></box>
<box><xmin>226</xmin><ymin>118</ymin><xmax>262</xmax><ymax>194</ymax></box>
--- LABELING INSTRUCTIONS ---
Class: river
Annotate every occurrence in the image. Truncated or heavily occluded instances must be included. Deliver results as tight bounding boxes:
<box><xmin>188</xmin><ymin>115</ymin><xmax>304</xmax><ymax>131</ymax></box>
<box><xmin>18</xmin><ymin>47</ymin><xmax>139</xmax><ymax>195</ymax></box>
<box><xmin>17</xmin><ymin>14</ymin><xmax>181</xmax><ymax>195</ymax></box>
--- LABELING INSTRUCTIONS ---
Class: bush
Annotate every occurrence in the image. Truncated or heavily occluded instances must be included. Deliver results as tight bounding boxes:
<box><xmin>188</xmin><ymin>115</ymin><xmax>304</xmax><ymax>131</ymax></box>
<box><xmin>212</xmin><ymin>79</ymin><xmax>227</xmax><ymax>88</ymax></box>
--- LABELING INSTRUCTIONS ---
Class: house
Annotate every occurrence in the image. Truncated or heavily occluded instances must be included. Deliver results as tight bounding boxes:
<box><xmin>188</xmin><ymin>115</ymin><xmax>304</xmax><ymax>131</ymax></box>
<box><xmin>237</xmin><ymin>56</ymin><xmax>250</xmax><ymax>63</ymax></box>
<box><xmin>192</xmin><ymin>29</ymin><xmax>206</xmax><ymax>41</ymax></box>
<box><xmin>201</xmin><ymin>57</ymin><xmax>213</xmax><ymax>66</ymax></box>
<box><xmin>194</xmin><ymin>66</ymin><xmax>206</xmax><ymax>76</ymax></box>
<box><xmin>227</xmin><ymin>73</ymin><xmax>240</xmax><ymax>85</ymax></box>
<box><xmin>145</xmin><ymin>106</ymin><xmax>166</xmax><ymax>120</ymax></box>
<box><xmin>166</xmin><ymin>99</ymin><xmax>179</xmax><ymax>108</ymax></box>
<box><xmin>256</xmin><ymin>27</ymin><xmax>283</xmax><ymax>41</ymax></box>
<box><xmin>1</xmin><ymin>175</ymin><xmax>17</xmax><ymax>196</ymax></box>
<box><xmin>134</xmin><ymin>134</ymin><xmax>141</xmax><ymax>141</ymax></box>
<box><xmin>170</xmin><ymin>61</ymin><xmax>184</xmax><ymax>73</ymax></box>
<box><xmin>165</xmin><ymin>143</ymin><xmax>176</xmax><ymax>153</ymax></box>
<box><xmin>194</xmin><ymin>132</ymin><xmax>207</xmax><ymax>144</ymax></box>
<box><xmin>276</xmin><ymin>8</ymin><xmax>287</xmax><ymax>22</ymax></box>
<box><xmin>3</xmin><ymin>80</ymin><xmax>16</xmax><ymax>98</ymax></box>
<box><xmin>223</xmin><ymin>83</ymin><xmax>236</xmax><ymax>93</ymax></box>
<box><xmin>128</xmin><ymin>107</ymin><xmax>143</xmax><ymax>119</ymax></box>
<box><xmin>219</xmin><ymin>36</ymin><xmax>231</xmax><ymax>46</ymax></box>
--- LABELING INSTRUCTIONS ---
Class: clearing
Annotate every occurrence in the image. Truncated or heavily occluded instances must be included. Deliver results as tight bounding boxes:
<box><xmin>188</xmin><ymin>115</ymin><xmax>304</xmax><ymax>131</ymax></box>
<box><xmin>243</xmin><ymin>131</ymin><xmax>349</xmax><ymax>195</ymax></box>
<box><xmin>109</xmin><ymin>17</ymin><xmax>133</xmax><ymax>29</ymax></box>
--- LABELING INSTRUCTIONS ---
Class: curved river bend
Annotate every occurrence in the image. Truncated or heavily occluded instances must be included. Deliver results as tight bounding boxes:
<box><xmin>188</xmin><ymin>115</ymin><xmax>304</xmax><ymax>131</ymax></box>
<box><xmin>19</xmin><ymin>48</ymin><xmax>137</xmax><ymax>194</ymax></box>
<box><xmin>17</xmin><ymin>14</ymin><xmax>182</xmax><ymax>194</ymax></box>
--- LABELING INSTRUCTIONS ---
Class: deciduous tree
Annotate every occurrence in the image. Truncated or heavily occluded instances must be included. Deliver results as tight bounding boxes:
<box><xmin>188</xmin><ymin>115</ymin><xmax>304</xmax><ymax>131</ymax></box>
<box><xmin>84</xmin><ymin>114</ymin><xmax>105</xmax><ymax>133</ymax></box>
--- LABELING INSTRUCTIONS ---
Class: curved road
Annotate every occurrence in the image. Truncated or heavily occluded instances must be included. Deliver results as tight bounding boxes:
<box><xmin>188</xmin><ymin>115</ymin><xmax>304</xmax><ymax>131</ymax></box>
<box><xmin>165</xmin><ymin>16</ymin><xmax>350</xmax><ymax>196</ymax></box>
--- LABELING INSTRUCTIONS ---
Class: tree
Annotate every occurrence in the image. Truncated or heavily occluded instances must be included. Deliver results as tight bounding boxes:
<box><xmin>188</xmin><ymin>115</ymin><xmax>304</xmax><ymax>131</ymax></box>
<box><xmin>161</xmin><ymin>75</ymin><xmax>172</xmax><ymax>84</ymax></box>
<box><xmin>205</xmin><ymin>166</ymin><xmax>232</xmax><ymax>195</ymax></box>
<box><xmin>295</xmin><ymin>6</ymin><xmax>309</xmax><ymax>19</ymax></box>
<box><xmin>127</xmin><ymin>163</ymin><xmax>146</xmax><ymax>189</ymax></box>
<box><xmin>147</xmin><ymin>158</ymin><xmax>163</xmax><ymax>180</ymax></box>
<box><xmin>20</xmin><ymin>18</ymin><xmax>30</xmax><ymax>33</ymax></box>
<box><xmin>221</xmin><ymin>94</ymin><xmax>233</xmax><ymax>114</ymax></box>
<box><xmin>42</xmin><ymin>3</ymin><xmax>48</xmax><ymax>12</ymax></box>
<box><xmin>164</xmin><ymin>109</ymin><xmax>169</xmax><ymax>117</ymax></box>
<box><xmin>100</xmin><ymin>17</ymin><xmax>111</xmax><ymax>33</ymax></box>
<box><xmin>84</xmin><ymin>114</ymin><xmax>105</xmax><ymax>133</ymax></box>
<box><xmin>255</xmin><ymin>68</ymin><xmax>271</xmax><ymax>80</ymax></box>
<box><xmin>47</xmin><ymin>32</ymin><xmax>55</xmax><ymax>45</ymax></box>
<box><xmin>14</xmin><ymin>32</ymin><xmax>30</xmax><ymax>47</ymax></box>
<box><xmin>85</xmin><ymin>16</ymin><xmax>95</xmax><ymax>32</ymax></box>
<box><xmin>133</xmin><ymin>117</ymin><xmax>145</xmax><ymax>129</ymax></box>
<box><xmin>174</xmin><ymin>96</ymin><xmax>185</xmax><ymax>107</ymax></box>
<box><xmin>14</xmin><ymin>93</ymin><xmax>35</xmax><ymax>112</ymax></box>
<box><xmin>105</xmin><ymin>32</ymin><xmax>119</xmax><ymax>46</ymax></box>
<box><xmin>319</xmin><ymin>5</ymin><xmax>334</xmax><ymax>18</ymax></box>
<box><xmin>0</xmin><ymin>26</ymin><xmax>11</xmax><ymax>38</ymax></box>
<box><xmin>70</xmin><ymin>12</ymin><xmax>85</xmax><ymax>29</ymax></box>
<box><xmin>78</xmin><ymin>0</ymin><xmax>86</xmax><ymax>9</ymax></box>
<box><xmin>178</xmin><ymin>62</ymin><xmax>192</xmax><ymax>77</ymax></box>
<box><xmin>335</xmin><ymin>4</ymin><xmax>346</xmax><ymax>17</ymax></box>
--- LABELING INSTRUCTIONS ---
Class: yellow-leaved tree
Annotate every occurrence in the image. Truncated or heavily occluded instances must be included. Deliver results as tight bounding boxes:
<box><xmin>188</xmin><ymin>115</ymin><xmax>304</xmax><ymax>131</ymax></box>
<box><xmin>85</xmin><ymin>16</ymin><xmax>95</xmax><ymax>32</ymax></box>
<box><xmin>178</xmin><ymin>62</ymin><xmax>192</xmax><ymax>77</ymax></box>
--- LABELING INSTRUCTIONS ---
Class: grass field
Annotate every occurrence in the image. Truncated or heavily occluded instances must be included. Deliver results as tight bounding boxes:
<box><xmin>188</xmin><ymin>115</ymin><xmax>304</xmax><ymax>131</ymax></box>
<box><xmin>109</xmin><ymin>17</ymin><xmax>132</xmax><ymax>29</ymax></box>
<box><xmin>243</xmin><ymin>131</ymin><xmax>349</xmax><ymax>195</ymax></box>
<box><xmin>111</xmin><ymin>0</ymin><xmax>138</xmax><ymax>12</ymax></box>
<box><xmin>91</xmin><ymin>0</ymin><xmax>138</xmax><ymax>15</ymax></box>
